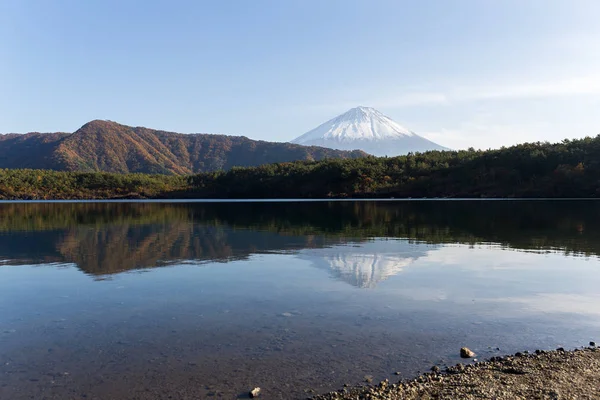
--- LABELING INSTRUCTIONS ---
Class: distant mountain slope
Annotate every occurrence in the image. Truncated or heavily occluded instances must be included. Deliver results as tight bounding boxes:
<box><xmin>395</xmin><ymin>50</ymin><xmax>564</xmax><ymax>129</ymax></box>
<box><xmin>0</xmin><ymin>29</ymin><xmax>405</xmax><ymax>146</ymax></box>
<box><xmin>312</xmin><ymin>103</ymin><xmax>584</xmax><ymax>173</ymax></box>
<box><xmin>291</xmin><ymin>106</ymin><xmax>448</xmax><ymax>156</ymax></box>
<box><xmin>0</xmin><ymin>132</ymin><xmax>70</xmax><ymax>170</ymax></box>
<box><xmin>0</xmin><ymin>120</ymin><xmax>366</xmax><ymax>174</ymax></box>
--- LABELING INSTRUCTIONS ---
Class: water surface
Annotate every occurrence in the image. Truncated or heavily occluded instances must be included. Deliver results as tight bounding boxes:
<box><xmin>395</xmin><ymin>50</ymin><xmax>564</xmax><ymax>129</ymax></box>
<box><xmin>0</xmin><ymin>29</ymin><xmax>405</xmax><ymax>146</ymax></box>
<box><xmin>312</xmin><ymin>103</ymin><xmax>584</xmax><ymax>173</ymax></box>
<box><xmin>0</xmin><ymin>201</ymin><xmax>599</xmax><ymax>399</ymax></box>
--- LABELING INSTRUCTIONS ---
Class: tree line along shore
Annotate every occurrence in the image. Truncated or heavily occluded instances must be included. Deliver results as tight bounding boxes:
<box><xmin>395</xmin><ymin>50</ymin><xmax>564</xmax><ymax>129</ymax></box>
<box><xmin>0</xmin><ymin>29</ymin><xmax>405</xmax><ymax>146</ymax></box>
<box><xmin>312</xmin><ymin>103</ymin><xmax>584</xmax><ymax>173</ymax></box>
<box><xmin>1</xmin><ymin>135</ymin><xmax>600</xmax><ymax>200</ymax></box>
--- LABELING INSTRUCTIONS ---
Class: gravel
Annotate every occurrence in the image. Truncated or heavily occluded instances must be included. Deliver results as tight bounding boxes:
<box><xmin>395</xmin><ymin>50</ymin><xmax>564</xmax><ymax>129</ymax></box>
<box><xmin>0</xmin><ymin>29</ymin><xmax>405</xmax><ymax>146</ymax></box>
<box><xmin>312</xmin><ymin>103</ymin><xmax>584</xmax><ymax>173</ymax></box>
<box><xmin>313</xmin><ymin>347</ymin><xmax>600</xmax><ymax>400</ymax></box>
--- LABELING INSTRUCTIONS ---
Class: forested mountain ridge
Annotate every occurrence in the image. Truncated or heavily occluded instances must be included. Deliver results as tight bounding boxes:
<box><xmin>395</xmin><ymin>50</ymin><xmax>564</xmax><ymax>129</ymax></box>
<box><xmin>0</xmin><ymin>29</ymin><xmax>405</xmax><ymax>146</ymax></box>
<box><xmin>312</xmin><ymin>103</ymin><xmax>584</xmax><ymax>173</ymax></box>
<box><xmin>0</xmin><ymin>120</ymin><xmax>366</xmax><ymax>174</ymax></box>
<box><xmin>1</xmin><ymin>134</ymin><xmax>600</xmax><ymax>200</ymax></box>
<box><xmin>189</xmin><ymin>135</ymin><xmax>600</xmax><ymax>198</ymax></box>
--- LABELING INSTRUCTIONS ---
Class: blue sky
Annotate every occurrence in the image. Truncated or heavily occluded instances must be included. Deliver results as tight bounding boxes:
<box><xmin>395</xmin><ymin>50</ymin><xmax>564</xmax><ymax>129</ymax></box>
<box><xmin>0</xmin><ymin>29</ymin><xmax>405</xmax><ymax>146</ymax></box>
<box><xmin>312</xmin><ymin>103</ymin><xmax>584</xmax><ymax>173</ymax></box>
<box><xmin>2</xmin><ymin>0</ymin><xmax>600</xmax><ymax>150</ymax></box>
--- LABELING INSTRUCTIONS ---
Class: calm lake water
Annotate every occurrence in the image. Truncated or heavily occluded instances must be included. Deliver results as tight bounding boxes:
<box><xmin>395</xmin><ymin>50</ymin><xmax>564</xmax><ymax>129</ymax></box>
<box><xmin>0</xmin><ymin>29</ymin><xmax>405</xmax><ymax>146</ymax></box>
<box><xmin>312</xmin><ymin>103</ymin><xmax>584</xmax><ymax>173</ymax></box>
<box><xmin>1</xmin><ymin>200</ymin><xmax>599</xmax><ymax>399</ymax></box>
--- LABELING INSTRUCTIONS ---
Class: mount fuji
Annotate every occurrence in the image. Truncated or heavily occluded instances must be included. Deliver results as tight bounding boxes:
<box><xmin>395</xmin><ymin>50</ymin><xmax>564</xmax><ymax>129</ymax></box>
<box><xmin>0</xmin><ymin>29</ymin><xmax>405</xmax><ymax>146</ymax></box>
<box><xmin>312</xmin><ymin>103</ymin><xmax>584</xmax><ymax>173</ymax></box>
<box><xmin>291</xmin><ymin>106</ymin><xmax>448</xmax><ymax>156</ymax></box>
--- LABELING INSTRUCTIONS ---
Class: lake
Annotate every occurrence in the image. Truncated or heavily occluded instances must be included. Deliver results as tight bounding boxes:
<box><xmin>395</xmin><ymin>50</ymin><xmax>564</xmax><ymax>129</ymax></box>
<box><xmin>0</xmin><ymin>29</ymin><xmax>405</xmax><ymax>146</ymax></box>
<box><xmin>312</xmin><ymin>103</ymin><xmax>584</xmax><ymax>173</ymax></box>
<box><xmin>0</xmin><ymin>200</ymin><xmax>599</xmax><ymax>399</ymax></box>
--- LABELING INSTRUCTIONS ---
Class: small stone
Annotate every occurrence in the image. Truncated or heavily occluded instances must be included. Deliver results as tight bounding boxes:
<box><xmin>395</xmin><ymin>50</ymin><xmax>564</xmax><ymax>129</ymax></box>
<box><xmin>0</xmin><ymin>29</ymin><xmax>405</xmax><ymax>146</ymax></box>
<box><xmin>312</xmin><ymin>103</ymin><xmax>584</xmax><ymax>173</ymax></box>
<box><xmin>460</xmin><ymin>347</ymin><xmax>476</xmax><ymax>358</ymax></box>
<box><xmin>431</xmin><ymin>366</ymin><xmax>440</xmax><ymax>373</ymax></box>
<box><xmin>364</xmin><ymin>375</ymin><xmax>373</xmax><ymax>383</ymax></box>
<box><xmin>557</xmin><ymin>347</ymin><xmax>565</xmax><ymax>352</ymax></box>
<box><xmin>249</xmin><ymin>387</ymin><xmax>261</xmax><ymax>398</ymax></box>
<box><xmin>394</xmin><ymin>371</ymin><xmax>401</xmax><ymax>375</ymax></box>
<box><xmin>590</xmin><ymin>341</ymin><xmax>596</xmax><ymax>347</ymax></box>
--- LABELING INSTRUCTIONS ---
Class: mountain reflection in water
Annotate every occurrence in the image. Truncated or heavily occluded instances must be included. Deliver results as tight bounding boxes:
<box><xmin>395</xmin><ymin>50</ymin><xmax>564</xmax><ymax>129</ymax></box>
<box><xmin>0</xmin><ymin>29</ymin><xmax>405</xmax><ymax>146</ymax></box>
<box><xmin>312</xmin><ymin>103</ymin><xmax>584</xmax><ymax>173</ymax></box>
<box><xmin>0</xmin><ymin>200</ymin><xmax>598</xmax><ymax>283</ymax></box>
<box><xmin>1</xmin><ymin>200</ymin><xmax>600</xmax><ymax>400</ymax></box>
<box><xmin>298</xmin><ymin>240</ymin><xmax>438</xmax><ymax>288</ymax></box>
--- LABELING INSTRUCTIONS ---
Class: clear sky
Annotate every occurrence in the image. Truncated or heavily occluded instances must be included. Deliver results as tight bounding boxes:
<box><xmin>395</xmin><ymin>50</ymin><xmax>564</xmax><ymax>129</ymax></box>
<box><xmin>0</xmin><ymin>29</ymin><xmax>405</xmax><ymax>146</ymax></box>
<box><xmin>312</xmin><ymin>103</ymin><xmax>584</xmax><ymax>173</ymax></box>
<box><xmin>2</xmin><ymin>0</ymin><xmax>600</xmax><ymax>150</ymax></box>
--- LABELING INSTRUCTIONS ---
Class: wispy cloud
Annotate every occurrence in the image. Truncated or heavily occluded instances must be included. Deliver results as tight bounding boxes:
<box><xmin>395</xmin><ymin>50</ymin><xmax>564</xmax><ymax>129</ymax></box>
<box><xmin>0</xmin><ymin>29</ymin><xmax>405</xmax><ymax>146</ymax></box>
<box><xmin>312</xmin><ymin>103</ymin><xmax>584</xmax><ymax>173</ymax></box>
<box><xmin>463</xmin><ymin>75</ymin><xmax>600</xmax><ymax>101</ymax></box>
<box><xmin>303</xmin><ymin>74</ymin><xmax>600</xmax><ymax>113</ymax></box>
<box><xmin>388</xmin><ymin>75</ymin><xmax>600</xmax><ymax>108</ymax></box>
<box><xmin>422</xmin><ymin>121</ymin><xmax>552</xmax><ymax>150</ymax></box>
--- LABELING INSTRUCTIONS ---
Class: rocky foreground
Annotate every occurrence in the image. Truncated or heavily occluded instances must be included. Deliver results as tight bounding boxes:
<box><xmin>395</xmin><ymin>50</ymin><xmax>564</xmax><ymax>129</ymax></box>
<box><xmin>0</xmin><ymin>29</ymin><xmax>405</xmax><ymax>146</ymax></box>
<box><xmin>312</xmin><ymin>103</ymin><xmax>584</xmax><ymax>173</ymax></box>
<box><xmin>313</xmin><ymin>346</ymin><xmax>600</xmax><ymax>400</ymax></box>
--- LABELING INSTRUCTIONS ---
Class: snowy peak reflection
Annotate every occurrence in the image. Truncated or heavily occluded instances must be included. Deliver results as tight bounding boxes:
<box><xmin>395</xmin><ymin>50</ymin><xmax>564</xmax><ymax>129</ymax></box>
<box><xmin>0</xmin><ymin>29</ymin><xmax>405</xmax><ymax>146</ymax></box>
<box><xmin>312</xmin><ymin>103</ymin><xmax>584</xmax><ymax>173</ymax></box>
<box><xmin>1</xmin><ymin>201</ymin><xmax>600</xmax><ymax>276</ymax></box>
<box><xmin>299</xmin><ymin>240</ymin><xmax>438</xmax><ymax>288</ymax></box>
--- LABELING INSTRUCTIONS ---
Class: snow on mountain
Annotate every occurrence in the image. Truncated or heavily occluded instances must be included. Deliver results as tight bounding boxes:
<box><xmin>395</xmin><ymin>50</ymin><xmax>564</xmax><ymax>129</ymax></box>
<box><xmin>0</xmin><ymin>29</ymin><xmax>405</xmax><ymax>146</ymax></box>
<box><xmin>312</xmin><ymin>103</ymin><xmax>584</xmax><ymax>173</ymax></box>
<box><xmin>291</xmin><ymin>106</ymin><xmax>449</xmax><ymax>156</ymax></box>
<box><xmin>295</xmin><ymin>106</ymin><xmax>415</xmax><ymax>142</ymax></box>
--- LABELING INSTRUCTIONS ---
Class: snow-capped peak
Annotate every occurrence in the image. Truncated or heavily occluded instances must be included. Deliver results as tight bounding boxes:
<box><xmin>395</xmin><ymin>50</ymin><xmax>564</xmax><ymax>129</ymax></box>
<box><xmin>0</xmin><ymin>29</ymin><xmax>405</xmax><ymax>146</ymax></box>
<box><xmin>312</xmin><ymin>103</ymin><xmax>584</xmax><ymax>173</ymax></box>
<box><xmin>290</xmin><ymin>106</ymin><xmax>449</xmax><ymax>156</ymax></box>
<box><xmin>292</xmin><ymin>106</ymin><xmax>416</xmax><ymax>144</ymax></box>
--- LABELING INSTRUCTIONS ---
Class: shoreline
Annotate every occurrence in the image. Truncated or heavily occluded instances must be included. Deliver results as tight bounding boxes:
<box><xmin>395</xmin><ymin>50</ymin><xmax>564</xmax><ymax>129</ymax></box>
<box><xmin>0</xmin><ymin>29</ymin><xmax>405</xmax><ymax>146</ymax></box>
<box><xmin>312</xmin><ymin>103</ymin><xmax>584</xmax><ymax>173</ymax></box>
<box><xmin>2</xmin><ymin>197</ymin><xmax>600</xmax><ymax>203</ymax></box>
<box><xmin>312</xmin><ymin>345</ymin><xmax>600</xmax><ymax>400</ymax></box>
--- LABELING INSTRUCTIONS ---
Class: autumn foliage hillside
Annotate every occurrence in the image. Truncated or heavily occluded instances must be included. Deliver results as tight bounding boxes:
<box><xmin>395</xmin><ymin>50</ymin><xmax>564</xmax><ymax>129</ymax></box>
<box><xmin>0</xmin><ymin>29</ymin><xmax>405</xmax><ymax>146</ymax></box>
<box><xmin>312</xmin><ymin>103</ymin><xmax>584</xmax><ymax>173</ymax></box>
<box><xmin>0</xmin><ymin>120</ymin><xmax>366</xmax><ymax>174</ymax></box>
